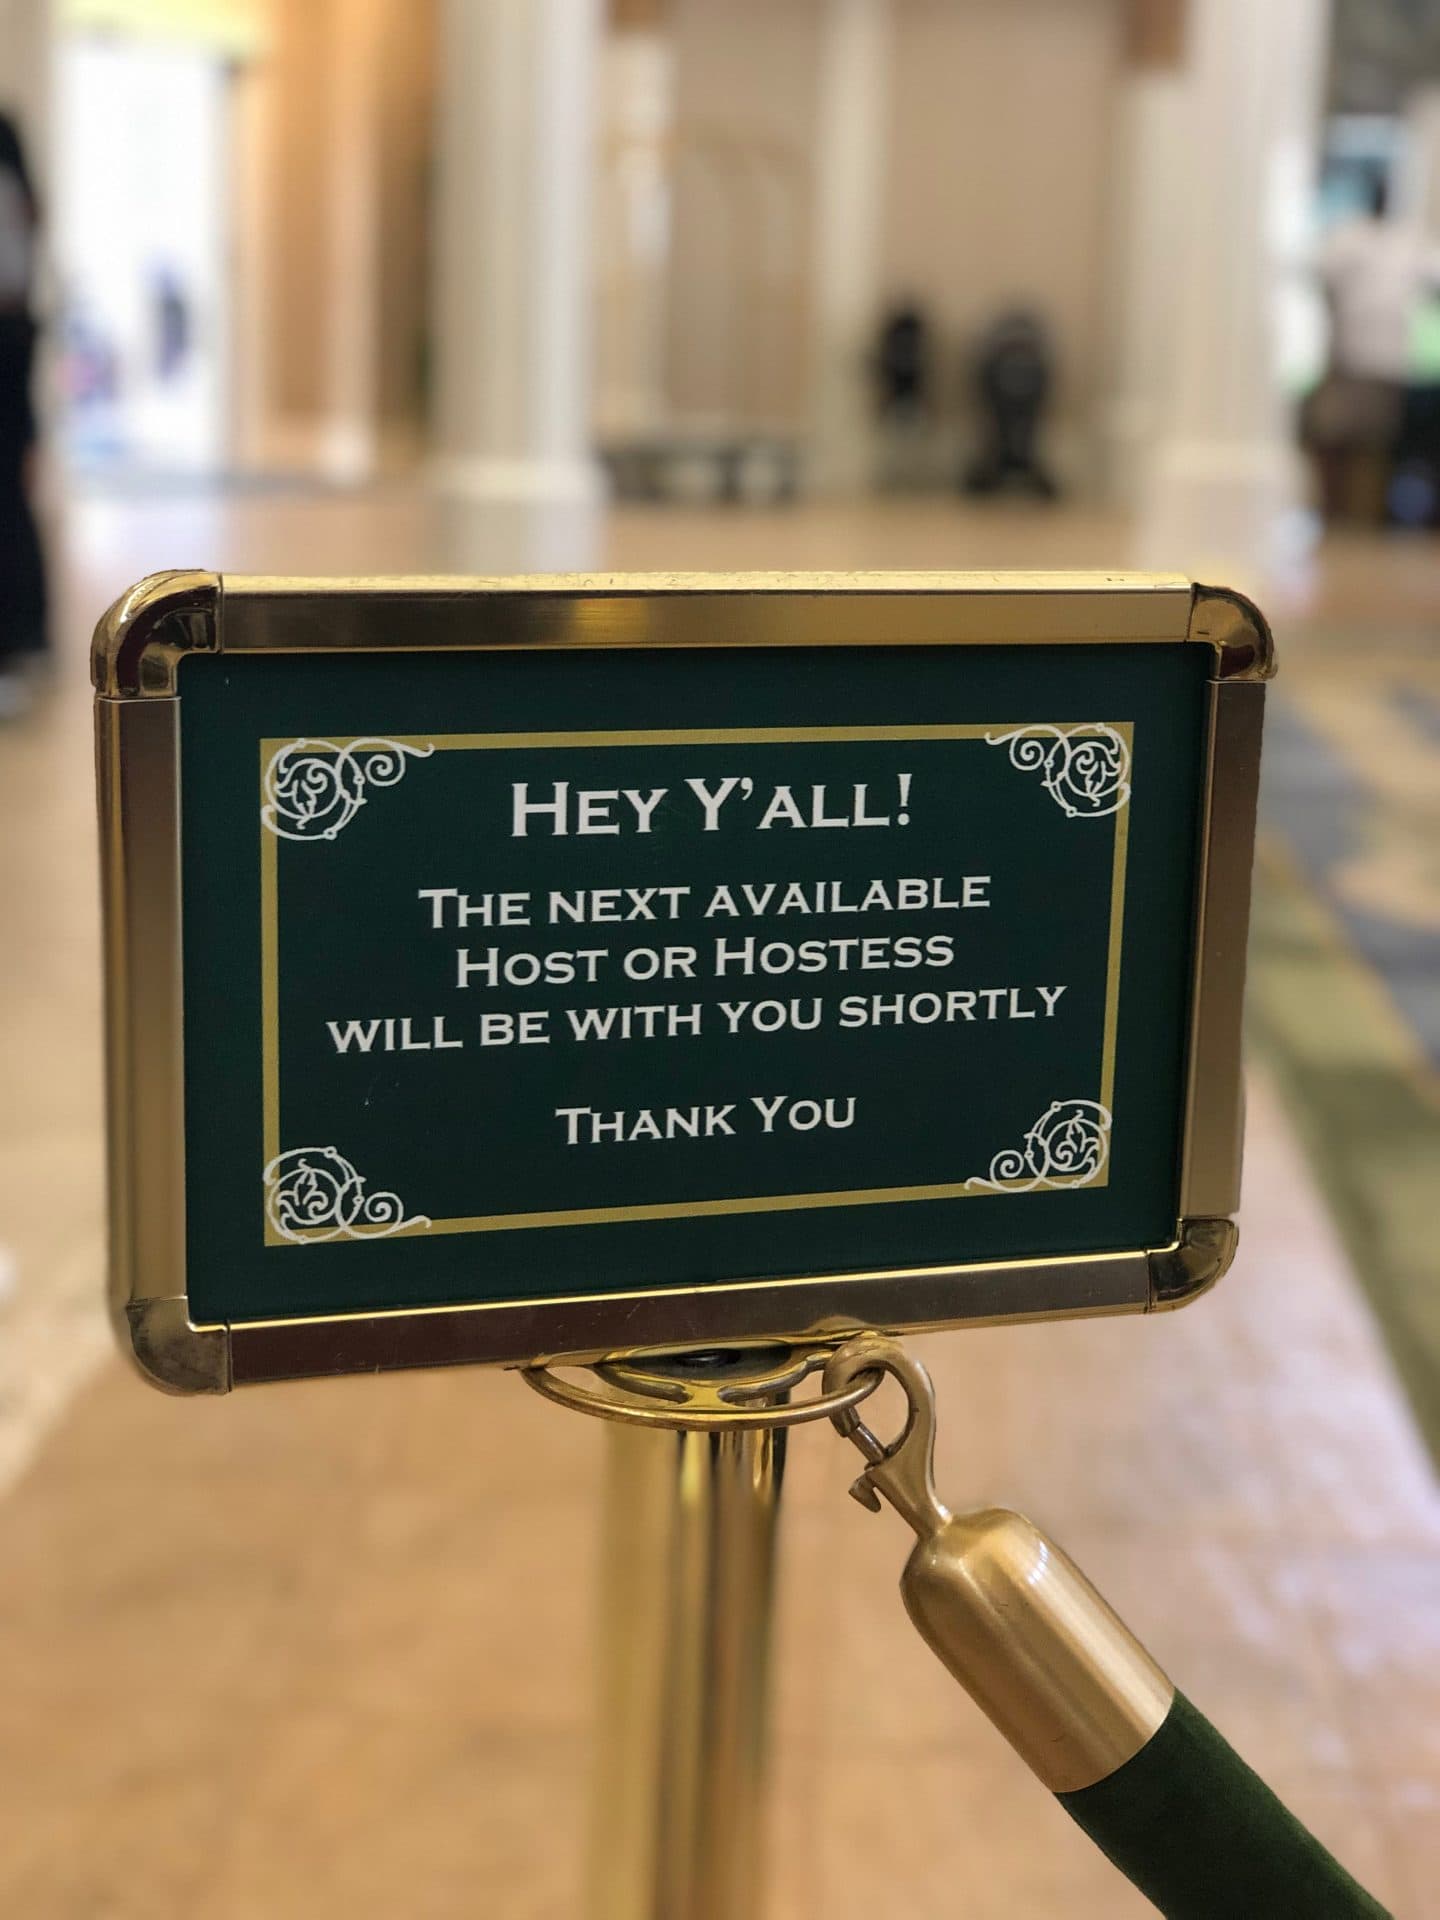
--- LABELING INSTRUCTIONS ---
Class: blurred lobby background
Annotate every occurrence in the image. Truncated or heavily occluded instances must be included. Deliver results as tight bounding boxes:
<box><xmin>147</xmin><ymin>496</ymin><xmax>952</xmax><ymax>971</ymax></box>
<box><xmin>3</xmin><ymin>0</ymin><xmax>1440</xmax><ymax>1914</ymax></box>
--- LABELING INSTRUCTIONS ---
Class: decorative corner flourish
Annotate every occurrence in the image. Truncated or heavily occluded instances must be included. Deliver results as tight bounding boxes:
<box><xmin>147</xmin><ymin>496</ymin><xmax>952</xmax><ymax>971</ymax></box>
<box><xmin>264</xmin><ymin>1147</ymin><xmax>431</xmax><ymax>1244</ymax></box>
<box><xmin>985</xmin><ymin>724</ymin><xmax>1131</xmax><ymax>818</ymax></box>
<box><xmin>262</xmin><ymin>738</ymin><xmax>434</xmax><ymax>841</ymax></box>
<box><xmin>966</xmin><ymin>1099</ymin><xmax>1112</xmax><ymax>1193</ymax></box>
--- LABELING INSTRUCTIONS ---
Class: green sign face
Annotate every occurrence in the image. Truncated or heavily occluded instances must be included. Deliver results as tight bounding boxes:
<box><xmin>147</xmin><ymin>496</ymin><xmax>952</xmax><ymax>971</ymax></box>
<box><xmin>95</xmin><ymin>574</ymin><xmax>1269</xmax><ymax>1391</ymax></box>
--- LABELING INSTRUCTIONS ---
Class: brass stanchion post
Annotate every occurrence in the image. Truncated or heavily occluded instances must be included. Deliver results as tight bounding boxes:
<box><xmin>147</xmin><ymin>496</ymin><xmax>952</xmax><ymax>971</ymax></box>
<box><xmin>589</xmin><ymin>1401</ymin><xmax>786</xmax><ymax>1920</ymax></box>
<box><xmin>525</xmin><ymin>1341</ymin><xmax>882</xmax><ymax>1920</ymax></box>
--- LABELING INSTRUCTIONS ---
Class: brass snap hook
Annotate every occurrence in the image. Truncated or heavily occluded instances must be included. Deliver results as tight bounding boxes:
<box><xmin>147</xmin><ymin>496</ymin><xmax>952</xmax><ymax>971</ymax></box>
<box><xmin>823</xmin><ymin>1334</ymin><xmax>950</xmax><ymax>1538</ymax></box>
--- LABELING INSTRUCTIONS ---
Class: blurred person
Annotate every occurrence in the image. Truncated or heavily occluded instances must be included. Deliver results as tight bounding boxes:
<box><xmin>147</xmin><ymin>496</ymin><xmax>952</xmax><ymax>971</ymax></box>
<box><xmin>874</xmin><ymin>303</ymin><xmax>932</xmax><ymax>420</ymax></box>
<box><xmin>1388</xmin><ymin>382</ymin><xmax>1440</xmax><ymax>528</ymax></box>
<box><xmin>962</xmin><ymin>308</ymin><xmax>1059</xmax><ymax>501</ymax></box>
<box><xmin>0</xmin><ymin>109</ymin><xmax>47</xmax><ymax>715</ymax></box>
<box><xmin>152</xmin><ymin>263</ymin><xmax>191</xmax><ymax>381</ymax></box>
<box><xmin>872</xmin><ymin>301</ymin><xmax>935</xmax><ymax>490</ymax></box>
<box><xmin>1308</xmin><ymin>172</ymin><xmax>1440</xmax><ymax>523</ymax></box>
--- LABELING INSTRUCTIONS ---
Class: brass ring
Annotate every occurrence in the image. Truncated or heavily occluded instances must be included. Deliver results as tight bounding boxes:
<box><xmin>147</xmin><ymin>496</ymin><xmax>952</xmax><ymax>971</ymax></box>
<box><xmin>522</xmin><ymin>1341</ymin><xmax>885</xmax><ymax>1432</ymax></box>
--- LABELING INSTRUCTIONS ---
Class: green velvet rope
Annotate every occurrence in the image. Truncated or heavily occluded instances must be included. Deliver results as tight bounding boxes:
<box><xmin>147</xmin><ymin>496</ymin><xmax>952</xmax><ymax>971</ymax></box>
<box><xmin>1057</xmin><ymin>1693</ymin><xmax>1390</xmax><ymax>1919</ymax></box>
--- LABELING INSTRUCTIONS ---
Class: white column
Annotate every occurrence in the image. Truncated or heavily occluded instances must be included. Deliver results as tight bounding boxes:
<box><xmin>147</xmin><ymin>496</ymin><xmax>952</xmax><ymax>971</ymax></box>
<box><xmin>1401</xmin><ymin>84</ymin><xmax>1440</xmax><ymax>238</ymax></box>
<box><xmin>808</xmin><ymin>0</ymin><xmax>891</xmax><ymax>495</ymax></box>
<box><xmin>430</xmin><ymin>0</ymin><xmax>605</xmax><ymax>573</ymax></box>
<box><xmin>1097</xmin><ymin>69</ymin><xmax>1188</xmax><ymax>508</ymax></box>
<box><xmin>1134</xmin><ymin>0</ymin><xmax>1330</xmax><ymax>586</ymax></box>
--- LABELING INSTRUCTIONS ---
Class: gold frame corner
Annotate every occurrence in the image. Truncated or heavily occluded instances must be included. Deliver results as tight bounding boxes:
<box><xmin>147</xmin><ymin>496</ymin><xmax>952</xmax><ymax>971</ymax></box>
<box><xmin>1188</xmin><ymin>584</ymin><xmax>1277</xmax><ymax>683</ymax></box>
<box><xmin>123</xmin><ymin>1297</ymin><xmax>231</xmax><ymax>1394</ymax></box>
<box><xmin>1147</xmin><ymin>1217</ymin><xmax>1239</xmax><ymax>1311</ymax></box>
<box><xmin>92</xmin><ymin>570</ymin><xmax>220</xmax><ymax>699</ymax></box>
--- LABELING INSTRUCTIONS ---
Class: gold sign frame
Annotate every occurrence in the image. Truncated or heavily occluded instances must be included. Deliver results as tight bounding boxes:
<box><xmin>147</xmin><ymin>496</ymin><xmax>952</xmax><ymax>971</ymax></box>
<box><xmin>93</xmin><ymin>571</ymin><xmax>1271</xmax><ymax>1392</ymax></box>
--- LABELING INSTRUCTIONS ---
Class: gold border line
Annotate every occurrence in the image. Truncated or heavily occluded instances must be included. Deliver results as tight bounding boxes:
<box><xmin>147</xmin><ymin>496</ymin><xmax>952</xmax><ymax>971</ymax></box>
<box><xmin>285</xmin><ymin>724</ymin><xmax>1083</xmax><ymax>750</ymax></box>
<box><xmin>261</xmin><ymin>723</ymin><xmax>1129</xmax><ymax>1245</ymax></box>
<box><xmin>1099</xmin><ymin>722</ymin><xmax>1133</xmax><ymax>1116</ymax></box>
<box><xmin>261</xmin><ymin>745</ymin><xmax>279</xmax><ymax>1177</ymax></box>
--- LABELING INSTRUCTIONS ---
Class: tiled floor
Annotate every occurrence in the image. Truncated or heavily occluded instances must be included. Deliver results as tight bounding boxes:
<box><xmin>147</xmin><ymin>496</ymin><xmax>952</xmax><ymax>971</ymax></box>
<box><xmin>1</xmin><ymin>490</ymin><xmax>1438</xmax><ymax>1916</ymax></box>
<box><xmin>1250</xmin><ymin>618</ymin><xmax>1440</xmax><ymax>1458</ymax></box>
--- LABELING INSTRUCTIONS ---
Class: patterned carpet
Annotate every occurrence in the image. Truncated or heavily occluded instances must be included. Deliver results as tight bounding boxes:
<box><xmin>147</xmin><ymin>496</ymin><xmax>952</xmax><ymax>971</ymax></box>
<box><xmin>1250</xmin><ymin>628</ymin><xmax>1440</xmax><ymax>1458</ymax></box>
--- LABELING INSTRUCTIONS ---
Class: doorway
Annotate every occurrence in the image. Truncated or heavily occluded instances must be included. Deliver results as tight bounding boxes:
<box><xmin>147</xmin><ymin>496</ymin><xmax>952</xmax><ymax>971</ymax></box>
<box><xmin>54</xmin><ymin>33</ymin><xmax>233</xmax><ymax>474</ymax></box>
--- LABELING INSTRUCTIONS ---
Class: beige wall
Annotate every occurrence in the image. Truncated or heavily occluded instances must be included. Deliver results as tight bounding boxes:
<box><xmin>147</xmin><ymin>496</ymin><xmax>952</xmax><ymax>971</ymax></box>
<box><xmin>881</xmin><ymin>0</ymin><xmax>1125</xmax><ymax>431</ymax></box>
<box><xmin>371</xmin><ymin>0</ymin><xmax>433</xmax><ymax>429</ymax></box>
<box><xmin>657</xmin><ymin>0</ymin><xmax>1125</xmax><ymax>451</ymax></box>
<box><xmin>233</xmin><ymin>0</ymin><xmax>433</xmax><ymax>468</ymax></box>
<box><xmin>239</xmin><ymin>0</ymin><xmax>331</xmax><ymax>424</ymax></box>
<box><xmin>233</xmin><ymin>0</ymin><xmax>1125</xmax><ymax>464</ymax></box>
<box><xmin>0</xmin><ymin>0</ymin><xmax>52</xmax><ymax>183</ymax></box>
<box><xmin>663</xmin><ymin>0</ymin><xmax>819</xmax><ymax>429</ymax></box>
